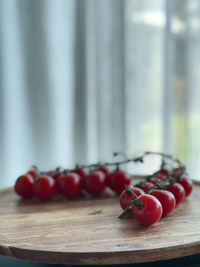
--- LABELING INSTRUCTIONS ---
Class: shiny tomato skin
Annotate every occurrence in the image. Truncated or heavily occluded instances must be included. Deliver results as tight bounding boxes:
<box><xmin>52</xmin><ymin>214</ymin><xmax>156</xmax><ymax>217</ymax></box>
<box><xmin>27</xmin><ymin>168</ymin><xmax>39</xmax><ymax>178</ymax></box>
<box><xmin>132</xmin><ymin>194</ymin><xmax>162</xmax><ymax>226</ymax></box>
<box><xmin>177</xmin><ymin>176</ymin><xmax>193</xmax><ymax>197</ymax></box>
<box><xmin>96</xmin><ymin>166</ymin><xmax>110</xmax><ymax>186</ymax></box>
<box><xmin>140</xmin><ymin>182</ymin><xmax>154</xmax><ymax>193</ymax></box>
<box><xmin>14</xmin><ymin>174</ymin><xmax>34</xmax><ymax>198</ymax></box>
<box><xmin>73</xmin><ymin>168</ymin><xmax>88</xmax><ymax>189</ymax></box>
<box><xmin>84</xmin><ymin>171</ymin><xmax>106</xmax><ymax>196</ymax></box>
<box><xmin>167</xmin><ymin>182</ymin><xmax>185</xmax><ymax>205</ymax></box>
<box><xmin>107</xmin><ymin>170</ymin><xmax>131</xmax><ymax>195</ymax></box>
<box><xmin>33</xmin><ymin>175</ymin><xmax>56</xmax><ymax>200</ymax></box>
<box><xmin>96</xmin><ymin>165</ymin><xmax>110</xmax><ymax>176</ymax></box>
<box><xmin>119</xmin><ymin>187</ymin><xmax>145</xmax><ymax>210</ymax></box>
<box><xmin>59</xmin><ymin>173</ymin><xmax>81</xmax><ymax>198</ymax></box>
<box><xmin>150</xmin><ymin>189</ymin><xmax>176</xmax><ymax>217</ymax></box>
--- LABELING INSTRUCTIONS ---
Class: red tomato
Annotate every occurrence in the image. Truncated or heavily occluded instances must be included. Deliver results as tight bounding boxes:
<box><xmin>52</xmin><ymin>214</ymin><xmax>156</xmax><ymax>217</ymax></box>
<box><xmin>120</xmin><ymin>187</ymin><xmax>145</xmax><ymax>210</ymax></box>
<box><xmin>51</xmin><ymin>171</ymin><xmax>63</xmax><ymax>192</ymax></box>
<box><xmin>177</xmin><ymin>176</ymin><xmax>193</xmax><ymax>197</ymax></box>
<box><xmin>132</xmin><ymin>194</ymin><xmax>162</xmax><ymax>226</ymax></box>
<box><xmin>158</xmin><ymin>168</ymin><xmax>169</xmax><ymax>176</ymax></box>
<box><xmin>167</xmin><ymin>182</ymin><xmax>185</xmax><ymax>205</ymax></box>
<box><xmin>27</xmin><ymin>168</ymin><xmax>39</xmax><ymax>178</ymax></box>
<box><xmin>84</xmin><ymin>171</ymin><xmax>106</xmax><ymax>196</ymax></box>
<box><xmin>140</xmin><ymin>182</ymin><xmax>154</xmax><ymax>193</ymax></box>
<box><xmin>150</xmin><ymin>190</ymin><xmax>176</xmax><ymax>217</ymax></box>
<box><xmin>149</xmin><ymin>177</ymin><xmax>161</xmax><ymax>185</ymax></box>
<box><xmin>73</xmin><ymin>168</ymin><xmax>88</xmax><ymax>189</ymax></box>
<box><xmin>59</xmin><ymin>173</ymin><xmax>81</xmax><ymax>198</ymax></box>
<box><xmin>52</xmin><ymin>171</ymin><xmax>62</xmax><ymax>181</ymax></box>
<box><xmin>14</xmin><ymin>174</ymin><xmax>34</xmax><ymax>198</ymax></box>
<box><xmin>157</xmin><ymin>174</ymin><xmax>166</xmax><ymax>181</ymax></box>
<box><xmin>33</xmin><ymin>175</ymin><xmax>56</xmax><ymax>200</ymax></box>
<box><xmin>96</xmin><ymin>165</ymin><xmax>110</xmax><ymax>176</ymax></box>
<box><xmin>96</xmin><ymin>165</ymin><xmax>110</xmax><ymax>186</ymax></box>
<box><xmin>107</xmin><ymin>170</ymin><xmax>131</xmax><ymax>195</ymax></box>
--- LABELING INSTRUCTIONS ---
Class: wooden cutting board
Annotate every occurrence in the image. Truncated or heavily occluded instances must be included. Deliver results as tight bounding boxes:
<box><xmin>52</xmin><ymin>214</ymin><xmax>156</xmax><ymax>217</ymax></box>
<box><xmin>0</xmin><ymin>181</ymin><xmax>199</xmax><ymax>265</ymax></box>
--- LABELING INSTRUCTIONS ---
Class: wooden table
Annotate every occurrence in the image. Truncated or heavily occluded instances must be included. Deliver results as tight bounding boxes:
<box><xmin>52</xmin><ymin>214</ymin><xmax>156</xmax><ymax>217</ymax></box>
<box><xmin>0</xmin><ymin>181</ymin><xmax>199</xmax><ymax>265</ymax></box>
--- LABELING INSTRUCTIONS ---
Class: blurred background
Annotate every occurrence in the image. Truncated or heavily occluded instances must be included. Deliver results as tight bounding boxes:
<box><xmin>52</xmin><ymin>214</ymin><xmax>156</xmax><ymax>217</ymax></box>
<box><xmin>0</xmin><ymin>0</ymin><xmax>200</xmax><ymax>188</ymax></box>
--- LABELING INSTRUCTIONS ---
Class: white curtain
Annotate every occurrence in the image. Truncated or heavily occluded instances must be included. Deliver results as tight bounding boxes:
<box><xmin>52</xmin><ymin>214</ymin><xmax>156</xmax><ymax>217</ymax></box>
<box><xmin>0</xmin><ymin>0</ymin><xmax>200</xmax><ymax>188</ymax></box>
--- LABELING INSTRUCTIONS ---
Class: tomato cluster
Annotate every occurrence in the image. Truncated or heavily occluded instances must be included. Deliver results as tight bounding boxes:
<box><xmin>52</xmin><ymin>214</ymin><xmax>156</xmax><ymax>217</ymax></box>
<box><xmin>119</xmin><ymin>168</ymin><xmax>193</xmax><ymax>226</ymax></box>
<box><xmin>14</xmin><ymin>160</ymin><xmax>193</xmax><ymax>228</ymax></box>
<box><xmin>14</xmin><ymin>166</ymin><xmax>131</xmax><ymax>200</ymax></box>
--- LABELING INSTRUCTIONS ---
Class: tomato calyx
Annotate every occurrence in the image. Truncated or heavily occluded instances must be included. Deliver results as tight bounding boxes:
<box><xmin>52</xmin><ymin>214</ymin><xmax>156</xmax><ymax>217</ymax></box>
<box><xmin>125</xmin><ymin>187</ymin><xmax>143</xmax><ymax>209</ymax></box>
<box><xmin>119</xmin><ymin>186</ymin><xmax>143</xmax><ymax>219</ymax></box>
<box><xmin>133</xmin><ymin>198</ymin><xmax>143</xmax><ymax>209</ymax></box>
<box><xmin>27</xmin><ymin>165</ymin><xmax>40</xmax><ymax>179</ymax></box>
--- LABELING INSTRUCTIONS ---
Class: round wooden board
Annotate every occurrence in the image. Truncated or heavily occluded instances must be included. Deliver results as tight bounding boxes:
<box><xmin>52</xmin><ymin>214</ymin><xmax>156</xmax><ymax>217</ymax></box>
<box><xmin>0</xmin><ymin>182</ymin><xmax>200</xmax><ymax>265</ymax></box>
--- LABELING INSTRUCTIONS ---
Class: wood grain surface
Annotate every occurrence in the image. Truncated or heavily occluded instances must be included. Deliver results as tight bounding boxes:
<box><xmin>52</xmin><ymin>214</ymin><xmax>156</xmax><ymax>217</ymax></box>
<box><xmin>0</xmin><ymin>181</ymin><xmax>199</xmax><ymax>265</ymax></box>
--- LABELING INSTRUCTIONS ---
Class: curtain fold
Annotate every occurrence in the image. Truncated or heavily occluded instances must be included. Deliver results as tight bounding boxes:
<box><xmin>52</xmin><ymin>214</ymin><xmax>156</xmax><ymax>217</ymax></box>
<box><xmin>0</xmin><ymin>0</ymin><xmax>200</xmax><ymax>187</ymax></box>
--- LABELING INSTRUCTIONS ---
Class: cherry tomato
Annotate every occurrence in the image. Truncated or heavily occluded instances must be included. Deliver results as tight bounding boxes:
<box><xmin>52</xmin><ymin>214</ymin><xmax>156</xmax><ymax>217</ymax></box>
<box><xmin>173</xmin><ymin>167</ymin><xmax>181</xmax><ymax>175</ymax></box>
<box><xmin>139</xmin><ymin>182</ymin><xmax>154</xmax><ymax>193</ymax></box>
<box><xmin>149</xmin><ymin>177</ymin><xmax>161</xmax><ymax>185</ymax></box>
<box><xmin>173</xmin><ymin>167</ymin><xmax>186</xmax><ymax>177</ymax></box>
<box><xmin>107</xmin><ymin>169</ymin><xmax>131</xmax><ymax>195</ymax></box>
<box><xmin>33</xmin><ymin>175</ymin><xmax>56</xmax><ymax>200</ymax></box>
<box><xmin>59</xmin><ymin>172</ymin><xmax>81</xmax><ymax>198</ymax></box>
<box><xmin>158</xmin><ymin>168</ymin><xmax>169</xmax><ymax>176</ymax></box>
<box><xmin>96</xmin><ymin>165</ymin><xmax>110</xmax><ymax>186</ymax></box>
<box><xmin>27</xmin><ymin>168</ymin><xmax>39</xmax><ymax>178</ymax></box>
<box><xmin>150</xmin><ymin>189</ymin><xmax>176</xmax><ymax>217</ymax></box>
<box><xmin>73</xmin><ymin>168</ymin><xmax>88</xmax><ymax>189</ymax></box>
<box><xmin>177</xmin><ymin>176</ymin><xmax>193</xmax><ymax>197</ymax></box>
<box><xmin>14</xmin><ymin>174</ymin><xmax>34</xmax><ymax>198</ymax></box>
<box><xmin>166</xmin><ymin>182</ymin><xmax>185</xmax><ymax>205</ymax></box>
<box><xmin>84</xmin><ymin>171</ymin><xmax>106</xmax><ymax>196</ymax></box>
<box><xmin>51</xmin><ymin>170</ymin><xmax>63</xmax><ymax>192</ymax></box>
<box><xmin>132</xmin><ymin>194</ymin><xmax>162</xmax><ymax>226</ymax></box>
<box><xmin>96</xmin><ymin>165</ymin><xmax>110</xmax><ymax>176</ymax></box>
<box><xmin>157</xmin><ymin>174</ymin><xmax>166</xmax><ymax>181</ymax></box>
<box><xmin>52</xmin><ymin>171</ymin><xmax>62</xmax><ymax>181</ymax></box>
<box><xmin>120</xmin><ymin>187</ymin><xmax>145</xmax><ymax>210</ymax></box>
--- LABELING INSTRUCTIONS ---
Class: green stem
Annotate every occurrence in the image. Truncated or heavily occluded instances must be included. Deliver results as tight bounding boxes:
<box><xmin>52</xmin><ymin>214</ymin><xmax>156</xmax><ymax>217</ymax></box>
<box><xmin>144</xmin><ymin>151</ymin><xmax>185</xmax><ymax>169</ymax></box>
<box><xmin>37</xmin><ymin>151</ymin><xmax>185</xmax><ymax>178</ymax></box>
<box><xmin>32</xmin><ymin>165</ymin><xmax>38</xmax><ymax>170</ymax></box>
<box><xmin>118</xmin><ymin>206</ymin><xmax>132</xmax><ymax>219</ymax></box>
<box><xmin>125</xmin><ymin>186</ymin><xmax>138</xmax><ymax>198</ymax></box>
<box><xmin>146</xmin><ymin>175</ymin><xmax>176</xmax><ymax>194</ymax></box>
<box><xmin>113</xmin><ymin>152</ymin><xmax>129</xmax><ymax>160</ymax></box>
